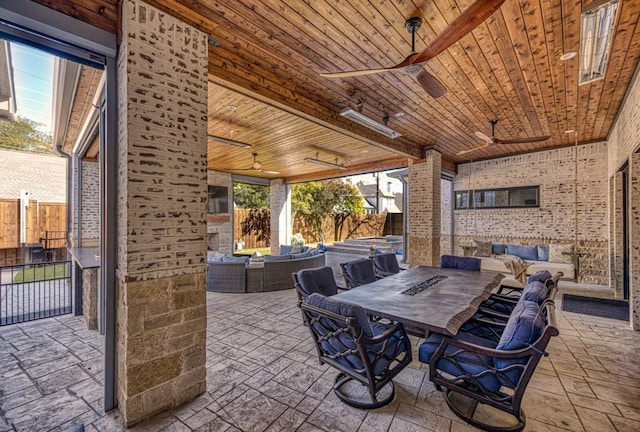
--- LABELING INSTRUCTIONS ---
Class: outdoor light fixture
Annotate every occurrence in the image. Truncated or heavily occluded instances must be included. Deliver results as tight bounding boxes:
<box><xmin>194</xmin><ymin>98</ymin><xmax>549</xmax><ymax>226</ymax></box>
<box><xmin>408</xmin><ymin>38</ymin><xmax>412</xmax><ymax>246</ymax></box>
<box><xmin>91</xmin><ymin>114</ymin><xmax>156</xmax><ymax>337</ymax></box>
<box><xmin>304</xmin><ymin>153</ymin><xmax>347</xmax><ymax>170</ymax></box>
<box><xmin>579</xmin><ymin>0</ymin><xmax>619</xmax><ymax>84</ymax></box>
<box><xmin>207</xmin><ymin>135</ymin><xmax>252</xmax><ymax>148</ymax></box>
<box><xmin>340</xmin><ymin>108</ymin><xmax>401</xmax><ymax>139</ymax></box>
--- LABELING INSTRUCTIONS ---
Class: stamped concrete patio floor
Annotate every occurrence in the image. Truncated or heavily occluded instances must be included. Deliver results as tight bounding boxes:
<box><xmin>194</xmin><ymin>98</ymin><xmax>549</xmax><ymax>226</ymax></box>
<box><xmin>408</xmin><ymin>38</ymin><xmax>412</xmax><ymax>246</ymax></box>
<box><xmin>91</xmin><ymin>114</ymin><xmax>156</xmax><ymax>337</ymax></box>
<box><xmin>0</xmin><ymin>289</ymin><xmax>639</xmax><ymax>432</ymax></box>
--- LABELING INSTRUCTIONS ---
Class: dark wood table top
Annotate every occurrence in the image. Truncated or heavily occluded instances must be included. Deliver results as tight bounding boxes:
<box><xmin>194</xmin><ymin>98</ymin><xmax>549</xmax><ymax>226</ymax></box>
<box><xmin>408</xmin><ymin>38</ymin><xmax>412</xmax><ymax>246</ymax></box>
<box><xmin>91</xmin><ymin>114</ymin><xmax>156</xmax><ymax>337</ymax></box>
<box><xmin>334</xmin><ymin>266</ymin><xmax>504</xmax><ymax>336</ymax></box>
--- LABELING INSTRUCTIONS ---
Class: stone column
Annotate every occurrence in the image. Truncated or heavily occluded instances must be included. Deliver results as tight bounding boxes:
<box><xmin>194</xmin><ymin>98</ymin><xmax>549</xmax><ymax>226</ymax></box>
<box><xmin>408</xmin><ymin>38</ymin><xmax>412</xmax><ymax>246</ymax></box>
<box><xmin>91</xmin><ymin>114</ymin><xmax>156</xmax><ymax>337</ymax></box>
<box><xmin>116</xmin><ymin>0</ymin><xmax>208</xmax><ymax>425</ymax></box>
<box><xmin>630</xmin><ymin>153</ymin><xmax>640</xmax><ymax>331</ymax></box>
<box><xmin>407</xmin><ymin>150</ymin><xmax>441</xmax><ymax>267</ymax></box>
<box><xmin>270</xmin><ymin>179</ymin><xmax>291</xmax><ymax>255</ymax></box>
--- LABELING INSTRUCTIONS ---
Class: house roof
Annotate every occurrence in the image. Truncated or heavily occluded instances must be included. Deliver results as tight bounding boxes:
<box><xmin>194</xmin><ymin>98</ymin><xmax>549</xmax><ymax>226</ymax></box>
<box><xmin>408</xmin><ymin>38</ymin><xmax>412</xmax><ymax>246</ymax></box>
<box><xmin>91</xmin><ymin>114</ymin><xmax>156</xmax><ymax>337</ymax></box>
<box><xmin>0</xmin><ymin>148</ymin><xmax>66</xmax><ymax>203</ymax></box>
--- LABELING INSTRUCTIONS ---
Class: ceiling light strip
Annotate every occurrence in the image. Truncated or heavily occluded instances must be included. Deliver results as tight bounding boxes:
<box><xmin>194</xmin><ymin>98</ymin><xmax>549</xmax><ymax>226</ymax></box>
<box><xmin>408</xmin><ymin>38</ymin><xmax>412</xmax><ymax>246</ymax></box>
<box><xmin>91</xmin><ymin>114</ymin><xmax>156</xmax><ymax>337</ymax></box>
<box><xmin>304</xmin><ymin>157</ymin><xmax>347</xmax><ymax>170</ymax></box>
<box><xmin>207</xmin><ymin>135</ymin><xmax>252</xmax><ymax>148</ymax></box>
<box><xmin>340</xmin><ymin>108</ymin><xmax>401</xmax><ymax>139</ymax></box>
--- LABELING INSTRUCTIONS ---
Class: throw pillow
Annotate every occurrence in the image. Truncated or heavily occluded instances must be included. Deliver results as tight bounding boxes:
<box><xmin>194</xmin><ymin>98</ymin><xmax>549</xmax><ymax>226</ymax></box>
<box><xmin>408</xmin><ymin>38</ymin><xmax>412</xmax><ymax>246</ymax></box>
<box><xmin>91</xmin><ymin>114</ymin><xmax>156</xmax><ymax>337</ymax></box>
<box><xmin>473</xmin><ymin>240</ymin><xmax>492</xmax><ymax>257</ymax></box>
<box><xmin>507</xmin><ymin>244</ymin><xmax>538</xmax><ymax>261</ymax></box>
<box><xmin>492</xmin><ymin>243</ymin><xmax>506</xmax><ymax>255</ymax></box>
<box><xmin>548</xmin><ymin>244</ymin><xmax>574</xmax><ymax>264</ymax></box>
<box><xmin>537</xmin><ymin>245</ymin><xmax>550</xmax><ymax>261</ymax></box>
<box><xmin>291</xmin><ymin>245</ymin><xmax>304</xmax><ymax>254</ymax></box>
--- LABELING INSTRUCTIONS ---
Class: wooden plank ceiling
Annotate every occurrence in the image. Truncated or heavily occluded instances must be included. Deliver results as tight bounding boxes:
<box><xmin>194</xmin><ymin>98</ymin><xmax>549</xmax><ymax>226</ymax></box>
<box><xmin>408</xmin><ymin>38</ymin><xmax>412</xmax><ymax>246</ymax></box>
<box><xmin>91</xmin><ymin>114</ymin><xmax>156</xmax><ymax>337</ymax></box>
<box><xmin>36</xmin><ymin>0</ymin><xmax>640</xmax><ymax>178</ymax></box>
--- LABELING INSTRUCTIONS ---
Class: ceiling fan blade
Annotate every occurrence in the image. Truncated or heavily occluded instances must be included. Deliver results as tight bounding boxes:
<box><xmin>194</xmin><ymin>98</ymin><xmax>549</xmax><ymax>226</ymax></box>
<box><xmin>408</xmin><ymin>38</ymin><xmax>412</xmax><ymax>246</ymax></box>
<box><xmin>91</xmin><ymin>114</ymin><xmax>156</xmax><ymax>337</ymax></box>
<box><xmin>493</xmin><ymin>135</ymin><xmax>551</xmax><ymax>144</ymax></box>
<box><xmin>415</xmin><ymin>69</ymin><xmax>446</xmax><ymax>98</ymax></box>
<box><xmin>320</xmin><ymin>65</ymin><xmax>405</xmax><ymax>78</ymax></box>
<box><xmin>457</xmin><ymin>143</ymin><xmax>490</xmax><ymax>155</ymax></box>
<box><xmin>410</xmin><ymin>0</ymin><xmax>507</xmax><ymax>65</ymax></box>
<box><xmin>474</xmin><ymin>131</ymin><xmax>493</xmax><ymax>143</ymax></box>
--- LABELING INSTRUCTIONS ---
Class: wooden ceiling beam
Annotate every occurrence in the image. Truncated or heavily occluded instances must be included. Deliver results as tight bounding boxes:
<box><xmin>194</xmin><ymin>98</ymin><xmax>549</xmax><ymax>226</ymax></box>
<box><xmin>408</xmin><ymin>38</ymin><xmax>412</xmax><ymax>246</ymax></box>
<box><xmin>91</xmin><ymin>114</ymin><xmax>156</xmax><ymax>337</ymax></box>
<box><xmin>284</xmin><ymin>157</ymin><xmax>410</xmax><ymax>184</ymax></box>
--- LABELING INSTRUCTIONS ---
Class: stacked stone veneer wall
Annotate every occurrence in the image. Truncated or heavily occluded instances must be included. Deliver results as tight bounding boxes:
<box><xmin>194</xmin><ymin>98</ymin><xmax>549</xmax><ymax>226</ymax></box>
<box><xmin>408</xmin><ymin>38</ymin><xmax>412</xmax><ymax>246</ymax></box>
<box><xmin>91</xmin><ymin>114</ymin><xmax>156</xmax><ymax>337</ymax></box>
<box><xmin>116</xmin><ymin>0</ymin><xmax>208</xmax><ymax>425</ymax></box>
<box><xmin>81</xmin><ymin>160</ymin><xmax>100</xmax><ymax>246</ymax></box>
<box><xmin>453</xmin><ymin>143</ymin><xmax>608</xmax><ymax>285</ymax></box>
<box><xmin>607</xmin><ymin>62</ymin><xmax>640</xmax><ymax>329</ymax></box>
<box><xmin>408</xmin><ymin>151</ymin><xmax>441</xmax><ymax>266</ymax></box>
<box><xmin>207</xmin><ymin>170</ymin><xmax>233</xmax><ymax>255</ymax></box>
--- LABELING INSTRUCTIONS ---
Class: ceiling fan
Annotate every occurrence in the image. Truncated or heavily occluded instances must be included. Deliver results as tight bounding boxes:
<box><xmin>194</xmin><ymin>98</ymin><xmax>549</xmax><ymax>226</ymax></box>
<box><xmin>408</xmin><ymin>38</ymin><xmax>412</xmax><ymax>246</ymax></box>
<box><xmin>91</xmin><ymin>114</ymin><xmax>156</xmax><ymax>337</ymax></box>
<box><xmin>237</xmin><ymin>153</ymin><xmax>280</xmax><ymax>175</ymax></box>
<box><xmin>320</xmin><ymin>0</ymin><xmax>506</xmax><ymax>98</ymax></box>
<box><xmin>458</xmin><ymin>120</ymin><xmax>551</xmax><ymax>155</ymax></box>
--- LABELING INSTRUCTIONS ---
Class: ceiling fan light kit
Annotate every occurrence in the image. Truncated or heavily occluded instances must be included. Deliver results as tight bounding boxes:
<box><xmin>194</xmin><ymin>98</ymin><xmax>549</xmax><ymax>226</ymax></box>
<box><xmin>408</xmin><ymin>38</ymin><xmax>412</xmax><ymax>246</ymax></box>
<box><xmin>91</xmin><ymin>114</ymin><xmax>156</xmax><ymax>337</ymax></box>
<box><xmin>207</xmin><ymin>135</ymin><xmax>252</xmax><ymax>148</ymax></box>
<box><xmin>340</xmin><ymin>108</ymin><xmax>401</xmax><ymax>139</ymax></box>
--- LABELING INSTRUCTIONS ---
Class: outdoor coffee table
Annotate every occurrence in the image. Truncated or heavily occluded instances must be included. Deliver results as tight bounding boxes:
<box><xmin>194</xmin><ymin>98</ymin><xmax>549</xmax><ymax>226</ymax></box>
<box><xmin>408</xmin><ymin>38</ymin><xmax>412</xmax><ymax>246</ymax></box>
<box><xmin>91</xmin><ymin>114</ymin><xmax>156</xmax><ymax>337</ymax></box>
<box><xmin>334</xmin><ymin>265</ymin><xmax>504</xmax><ymax>336</ymax></box>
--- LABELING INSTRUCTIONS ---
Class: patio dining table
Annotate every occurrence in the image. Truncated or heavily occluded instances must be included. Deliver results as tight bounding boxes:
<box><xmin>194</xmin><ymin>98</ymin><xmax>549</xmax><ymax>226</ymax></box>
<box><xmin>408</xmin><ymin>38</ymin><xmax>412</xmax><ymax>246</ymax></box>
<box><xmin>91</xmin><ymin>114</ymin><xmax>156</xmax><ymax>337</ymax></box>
<box><xmin>334</xmin><ymin>265</ymin><xmax>504</xmax><ymax>336</ymax></box>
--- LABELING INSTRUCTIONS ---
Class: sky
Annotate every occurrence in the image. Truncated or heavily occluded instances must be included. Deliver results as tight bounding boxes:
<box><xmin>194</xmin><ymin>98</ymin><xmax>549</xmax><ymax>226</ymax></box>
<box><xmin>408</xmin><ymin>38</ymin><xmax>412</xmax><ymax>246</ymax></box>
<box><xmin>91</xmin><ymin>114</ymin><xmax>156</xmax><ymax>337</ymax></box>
<box><xmin>10</xmin><ymin>41</ymin><xmax>54</xmax><ymax>133</ymax></box>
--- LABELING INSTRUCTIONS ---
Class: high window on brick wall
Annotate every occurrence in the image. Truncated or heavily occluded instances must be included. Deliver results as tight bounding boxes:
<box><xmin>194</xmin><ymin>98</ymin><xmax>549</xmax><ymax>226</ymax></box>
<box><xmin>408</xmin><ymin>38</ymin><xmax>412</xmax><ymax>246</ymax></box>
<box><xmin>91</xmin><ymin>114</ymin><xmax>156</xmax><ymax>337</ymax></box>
<box><xmin>455</xmin><ymin>186</ymin><xmax>539</xmax><ymax>209</ymax></box>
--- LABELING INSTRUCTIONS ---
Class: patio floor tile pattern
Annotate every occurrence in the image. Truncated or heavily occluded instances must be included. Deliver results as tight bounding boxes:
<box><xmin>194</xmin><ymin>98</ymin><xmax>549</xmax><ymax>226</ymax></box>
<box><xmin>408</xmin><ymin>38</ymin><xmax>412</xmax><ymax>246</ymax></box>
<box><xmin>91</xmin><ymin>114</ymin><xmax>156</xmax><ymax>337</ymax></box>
<box><xmin>0</xmin><ymin>289</ymin><xmax>639</xmax><ymax>431</ymax></box>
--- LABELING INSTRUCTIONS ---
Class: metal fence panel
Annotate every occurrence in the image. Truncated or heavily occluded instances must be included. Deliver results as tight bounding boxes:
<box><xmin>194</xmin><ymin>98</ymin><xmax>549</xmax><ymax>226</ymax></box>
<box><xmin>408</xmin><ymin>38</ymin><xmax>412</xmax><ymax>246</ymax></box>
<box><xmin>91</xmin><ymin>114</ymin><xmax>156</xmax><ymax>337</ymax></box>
<box><xmin>0</xmin><ymin>260</ymin><xmax>72</xmax><ymax>326</ymax></box>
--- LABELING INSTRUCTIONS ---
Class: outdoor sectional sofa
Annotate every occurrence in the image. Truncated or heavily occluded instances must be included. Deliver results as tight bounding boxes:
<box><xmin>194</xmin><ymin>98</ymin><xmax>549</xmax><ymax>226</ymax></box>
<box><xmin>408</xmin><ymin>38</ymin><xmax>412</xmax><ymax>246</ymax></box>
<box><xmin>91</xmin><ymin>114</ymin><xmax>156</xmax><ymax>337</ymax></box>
<box><xmin>206</xmin><ymin>248</ymin><xmax>325</xmax><ymax>293</ymax></box>
<box><xmin>474</xmin><ymin>242</ymin><xmax>575</xmax><ymax>286</ymax></box>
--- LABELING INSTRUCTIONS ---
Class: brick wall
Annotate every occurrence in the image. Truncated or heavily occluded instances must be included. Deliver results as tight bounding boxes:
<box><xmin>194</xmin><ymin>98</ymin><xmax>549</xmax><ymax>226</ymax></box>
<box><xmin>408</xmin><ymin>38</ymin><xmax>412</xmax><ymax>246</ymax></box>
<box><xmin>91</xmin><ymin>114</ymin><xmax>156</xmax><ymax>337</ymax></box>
<box><xmin>408</xmin><ymin>151</ymin><xmax>441</xmax><ymax>266</ymax></box>
<box><xmin>116</xmin><ymin>0</ymin><xmax>208</xmax><ymax>425</ymax></box>
<box><xmin>453</xmin><ymin>143</ymin><xmax>608</xmax><ymax>284</ymax></box>
<box><xmin>206</xmin><ymin>170</ymin><xmax>233</xmax><ymax>255</ymax></box>
<box><xmin>81</xmin><ymin>160</ymin><xmax>99</xmax><ymax>245</ymax></box>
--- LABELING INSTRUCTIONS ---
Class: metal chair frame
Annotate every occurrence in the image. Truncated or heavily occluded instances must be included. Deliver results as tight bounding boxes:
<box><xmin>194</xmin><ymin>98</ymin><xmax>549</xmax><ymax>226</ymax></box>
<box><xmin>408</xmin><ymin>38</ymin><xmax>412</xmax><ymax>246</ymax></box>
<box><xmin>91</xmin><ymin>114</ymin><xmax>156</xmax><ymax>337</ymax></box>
<box><xmin>300</xmin><ymin>301</ymin><xmax>412</xmax><ymax>409</ymax></box>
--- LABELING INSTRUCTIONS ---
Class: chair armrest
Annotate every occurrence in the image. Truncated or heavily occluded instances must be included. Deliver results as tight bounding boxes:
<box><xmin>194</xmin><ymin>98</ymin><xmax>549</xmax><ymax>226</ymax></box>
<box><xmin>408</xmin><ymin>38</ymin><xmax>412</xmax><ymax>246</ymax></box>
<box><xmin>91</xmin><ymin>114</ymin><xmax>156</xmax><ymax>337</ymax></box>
<box><xmin>363</xmin><ymin>322</ymin><xmax>406</xmax><ymax>344</ymax></box>
<box><xmin>431</xmin><ymin>335</ymin><xmax>541</xmax><ymax>362</ymax></box>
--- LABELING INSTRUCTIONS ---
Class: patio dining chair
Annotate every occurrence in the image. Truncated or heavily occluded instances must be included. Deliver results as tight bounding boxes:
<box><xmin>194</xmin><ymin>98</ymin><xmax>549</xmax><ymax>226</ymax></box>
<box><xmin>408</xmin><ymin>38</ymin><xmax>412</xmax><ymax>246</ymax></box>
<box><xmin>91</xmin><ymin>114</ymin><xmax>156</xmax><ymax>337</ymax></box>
<box><xmin>340</xmin><ymin>258</ymin><xmax>378</xmax><ymax>289</ymax></box>
<box><xmin>440</xmin><ymin>254</ymin><xmax>481</xmax><ymax>271</ymax></box>
<box><xmin>419</xmin><ymin>301</ymin><xmax>559</xmax><ymax>431</ymax></box>
<box><xmin>300</xmin><ymin>293</ymin><xmax>412</xmax><ymax>409</ymax></box>
<box><xmin>292</xmin><ymin>266</ymin><xmax>341</xmax><ymax>303</ymax></box>
<box><xmin>371</xmin><ymin>252</ymin><xmax>403</xmax><ymax>277</ymax></box>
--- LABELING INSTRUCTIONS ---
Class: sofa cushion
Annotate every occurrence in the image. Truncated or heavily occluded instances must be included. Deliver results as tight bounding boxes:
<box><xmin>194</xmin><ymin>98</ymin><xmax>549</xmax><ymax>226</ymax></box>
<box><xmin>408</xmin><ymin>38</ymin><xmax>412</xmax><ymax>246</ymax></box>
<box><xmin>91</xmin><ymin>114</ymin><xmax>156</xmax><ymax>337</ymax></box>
<box><xmin>526</xmin><ymin>261</ymin><xmax>574</xmax><ymax>279</ymax></box>
<box><xmin>264</xmin><ymin>254</ymin><xmax>290</xmax><ymax>262</ymax></box>
<box><xmin>492</xmin><ymin>243</ymin><xmax>506</xmax><ymax>255</ymax></box>
<box><xmin>279</xmin><ymin>245</ymin><xmax>293</xmax><ymax>255</ymax></box>
<box><xmin>473</xmin><ymin>240</ymin><xmax>492</xmax><ymax>257</ymax></box>
<box><xmin>291</xmin><ymin>251</ymin><xmax>312</xmax><ymax>259</ymax></box>
<box><xmin>537</xmin><ymin>245</ymin><xmax>550</xmax><ymax>261</ymax></box>
<box><xmin>207</xmin><ymin>255</ymin><xmax>224</xmax><ymax>263</ymax></box>
<box><xmin>507</xmin><ymin>244</ymin><xmax>538</xmax><ymax>261</ymax></box>
<box><xmin>549</xmin><ymin>244</ymin><xmax>573</xmax><ymax>264</ymax></box>
<box><xmin>222</xmin><ymin>256</ymin><xmax>249</xmax><ymax>264</ymax></box>
<box><xmin>291</xmin><ymin>245</ymin><xmax>304</xmax><ymax>254</ymax></box>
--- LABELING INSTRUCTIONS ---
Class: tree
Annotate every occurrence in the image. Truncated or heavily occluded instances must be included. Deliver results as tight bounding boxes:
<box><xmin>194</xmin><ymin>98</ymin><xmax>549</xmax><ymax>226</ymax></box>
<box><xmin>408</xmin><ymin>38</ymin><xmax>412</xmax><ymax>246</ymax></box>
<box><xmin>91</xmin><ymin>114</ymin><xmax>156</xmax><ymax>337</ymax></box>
<box><xmin>0</xmin><ymin>117</ymin><xmax>53</xmax><ymax>153</ymax></box>
<box><xmin>291</xmin><ymin>179</ymin><xmax>364</xmax><ymax>242</ymax></box>
<box><xmin>233</xmin><ymin>183</ymin><xmax>269</xmax><ymax>209</ymax></box>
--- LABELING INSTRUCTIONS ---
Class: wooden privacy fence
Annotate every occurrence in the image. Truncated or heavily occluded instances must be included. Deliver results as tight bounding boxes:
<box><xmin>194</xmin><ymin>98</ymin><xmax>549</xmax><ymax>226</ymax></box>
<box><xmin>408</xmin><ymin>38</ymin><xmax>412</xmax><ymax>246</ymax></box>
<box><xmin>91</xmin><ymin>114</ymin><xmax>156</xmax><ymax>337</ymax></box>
<box><xmin>234</xmin><ymin>208</ymin><xmax>394</xmax><ymax>248</ymax></box>
<box><xmin>0</xmin><ymin>199</ymin><xmax>67</xmax><ymax>249</ymax></box>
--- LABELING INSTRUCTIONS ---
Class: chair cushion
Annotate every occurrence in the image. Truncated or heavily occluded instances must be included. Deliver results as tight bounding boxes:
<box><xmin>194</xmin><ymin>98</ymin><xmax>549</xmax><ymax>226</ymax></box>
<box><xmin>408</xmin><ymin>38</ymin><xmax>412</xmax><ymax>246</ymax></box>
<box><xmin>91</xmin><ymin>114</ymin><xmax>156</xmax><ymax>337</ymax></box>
<box><xmin>222</xmin><ymin>256</ymin><xmax>249</xmax><ymax>264</ymax></box>
<box><xmin>495</xmin><ymin>300</ymin><xmax>545</xmax><ymax>387</ymax></box>
<box><xmin>521</xmin><ymin>281</ymin><xmax>549</xmax><ymax>304</ymax></box>
<box><xmin>373</xmin><ymin>253</ymin><xmax>400</xmax><ymax>274</ymax></box>
<box><xmin>296</xmin><ymin>266</ymin><xmax>338</xmax><ymax>297</ymax></box>
<box><xmin>440</xmin><ymin>255</ymin><xmax>481</xmax><ymax>271</ymax></box>
<box><xmin>344</xmin><ymin>258</ymin><xmax>377</xmax><ymax>286</ymax></box>
<box><xmin>419</xmin><ymin>332</ymin><xmax>501</xmax><ymax>392</ymax></box>
<box><xmin>369</xmin><ymin>323</ymin><xmax>408</xmax><ymax>376</ymax></box>
<box><xmin>506</xmin><ymin>244</ymin><xmax>538</xmax><ymax>261</ymax></box>
<box><xmin>527</xmin><ymin>270</ymin><xmax>552</xmax><ymax>284</ymax></box>
<box><xmin>492</xmin><ymin>243</ymin><xmax>506</xmax><ymax>255</ymax></box>
<box><xmin>305</xmin><ymin>293</ymin><xmax>373</xmax><ymax>337</ymax></box>
<box><xmin>537</xmin><ymin>245</ymin><xmax>550</xmax><ymax>261</ymax></box>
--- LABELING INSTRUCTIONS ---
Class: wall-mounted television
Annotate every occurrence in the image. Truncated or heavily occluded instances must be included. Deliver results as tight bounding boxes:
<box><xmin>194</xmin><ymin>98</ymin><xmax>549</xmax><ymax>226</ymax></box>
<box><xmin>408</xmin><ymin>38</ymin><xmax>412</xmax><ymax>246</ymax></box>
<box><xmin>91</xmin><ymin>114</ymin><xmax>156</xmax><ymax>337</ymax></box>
<box><xmin>208</xmin><ymin>186</ymin><xmax>229</xmax><ymax>214</ymax></box>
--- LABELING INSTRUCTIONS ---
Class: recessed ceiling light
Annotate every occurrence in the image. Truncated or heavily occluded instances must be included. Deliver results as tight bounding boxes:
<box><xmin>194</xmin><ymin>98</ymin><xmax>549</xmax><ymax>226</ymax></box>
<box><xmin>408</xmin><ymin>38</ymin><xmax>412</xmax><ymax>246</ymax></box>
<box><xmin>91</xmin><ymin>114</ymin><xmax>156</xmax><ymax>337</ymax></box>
<box><xmin>227</xmin><ymin>105</ymin><xmax>237</xmax><ymax>111</ymax></box>
<box><xmin>361</xmin><ymin>149</ymin><xmax>369</xmax><ymax>153</ymax></box>
<box><xmin>560</xmin><ymin>51</ymin><xmax>577</xmax><ymax>61</ymax></box>
<box><xmin>394</xmin><ymin>112</ymin><xmax>405</xmax><ymax>118</ymax></box>
<box><xmin>565</xmin><ymin>129</ymin><xmax>576</xmax><ymax>134</ymax></box>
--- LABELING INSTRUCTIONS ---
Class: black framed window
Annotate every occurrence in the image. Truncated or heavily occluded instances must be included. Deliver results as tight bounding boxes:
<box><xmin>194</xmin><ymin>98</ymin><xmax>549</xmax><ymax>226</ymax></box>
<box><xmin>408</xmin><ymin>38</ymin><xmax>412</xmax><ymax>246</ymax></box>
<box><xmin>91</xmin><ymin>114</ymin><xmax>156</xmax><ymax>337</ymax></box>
<box><xmin>455</xmin><ymin>186</ymin><xmax>539</xmax><ymax>209</ymax></box>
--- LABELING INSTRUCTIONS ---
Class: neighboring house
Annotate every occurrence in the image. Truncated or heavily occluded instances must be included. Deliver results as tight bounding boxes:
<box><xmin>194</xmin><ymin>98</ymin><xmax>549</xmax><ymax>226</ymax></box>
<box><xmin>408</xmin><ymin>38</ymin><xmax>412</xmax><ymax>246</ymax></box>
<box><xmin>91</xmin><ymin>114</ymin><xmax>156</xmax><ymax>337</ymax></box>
<box><xmin>356</xmin><ymin>180</ymin><xmax>401</xmax><ymax>213</ymax></box>
<box><xmin>0</xmin><ymin>147</ymin><xmax>66</xmax><ymax>202</ymax></box>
